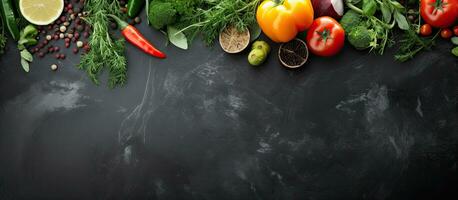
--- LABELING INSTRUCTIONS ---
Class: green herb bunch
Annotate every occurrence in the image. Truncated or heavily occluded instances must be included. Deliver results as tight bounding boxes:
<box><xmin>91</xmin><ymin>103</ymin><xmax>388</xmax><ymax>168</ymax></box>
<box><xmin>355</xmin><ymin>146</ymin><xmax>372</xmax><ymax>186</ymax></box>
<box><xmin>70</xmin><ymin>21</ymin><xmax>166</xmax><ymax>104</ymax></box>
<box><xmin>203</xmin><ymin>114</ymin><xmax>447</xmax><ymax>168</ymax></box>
<box><xmin>79</xmin><ymin>0</ymin><xmax>127</xmax><ymax>88</ymax></box>
<box><xmin>344</xmin><ymin>0</ymin><xmax>409</xmax><ymax>54</ymax></box>
<box><xmin>148</xmin><ymin>0</ymin><xmax>260</xmax><ymax>46</ymax></box>
<box><xmin>179</xmin><ymin>0</ymin><xmax>260</xmax><ymax>45</ymax></box>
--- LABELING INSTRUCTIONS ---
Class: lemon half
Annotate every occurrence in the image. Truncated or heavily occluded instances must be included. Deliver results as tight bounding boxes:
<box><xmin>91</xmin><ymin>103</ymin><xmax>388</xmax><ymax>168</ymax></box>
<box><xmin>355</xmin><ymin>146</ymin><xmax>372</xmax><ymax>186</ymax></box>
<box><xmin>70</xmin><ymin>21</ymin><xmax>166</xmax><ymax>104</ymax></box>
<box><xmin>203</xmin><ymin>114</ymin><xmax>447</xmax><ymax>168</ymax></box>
<box><xmin>20</xmin><ymin>0</ymin><xmax>64</xmax><ymax>25</ymax></box>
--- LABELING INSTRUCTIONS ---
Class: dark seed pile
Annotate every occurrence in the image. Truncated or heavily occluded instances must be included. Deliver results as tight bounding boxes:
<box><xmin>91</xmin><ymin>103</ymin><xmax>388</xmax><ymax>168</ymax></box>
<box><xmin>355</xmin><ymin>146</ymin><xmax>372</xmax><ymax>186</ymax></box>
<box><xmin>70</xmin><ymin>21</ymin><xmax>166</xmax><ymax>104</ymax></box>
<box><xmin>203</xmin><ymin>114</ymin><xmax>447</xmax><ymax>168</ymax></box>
<box><xmin>31</xmin><ymin>0</ymin><xmax>91</xmax><ymax>60</ymax></box>
<box><xmin>279</xmin><ymin>38</ymin><xmax>308</xmax><ymax>68</ymax></box>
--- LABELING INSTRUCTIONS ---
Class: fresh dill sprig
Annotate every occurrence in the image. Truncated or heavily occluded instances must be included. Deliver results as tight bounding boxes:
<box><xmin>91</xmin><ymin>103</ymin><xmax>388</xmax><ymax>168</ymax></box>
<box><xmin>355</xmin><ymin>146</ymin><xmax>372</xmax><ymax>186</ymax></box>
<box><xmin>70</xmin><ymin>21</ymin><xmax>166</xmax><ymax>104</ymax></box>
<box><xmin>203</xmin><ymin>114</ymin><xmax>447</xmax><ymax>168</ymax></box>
<box><xmin>78</xmin><ymin>0</ymin><xmax>127</xmax><ymax>88</ymax></box>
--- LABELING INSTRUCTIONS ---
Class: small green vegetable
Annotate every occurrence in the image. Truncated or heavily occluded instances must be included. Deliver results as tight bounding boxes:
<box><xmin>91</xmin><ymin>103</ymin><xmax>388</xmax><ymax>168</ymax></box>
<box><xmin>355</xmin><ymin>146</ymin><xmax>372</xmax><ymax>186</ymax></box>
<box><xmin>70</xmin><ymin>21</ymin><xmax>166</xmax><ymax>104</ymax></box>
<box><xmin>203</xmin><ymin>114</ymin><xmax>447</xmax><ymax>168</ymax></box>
<box><xmin>248</xmin><ymin>40</ymin><xmax>269</xmax><ymax>66</ymax></box>
<box><xmin>348</xmin><ymin>26</ymin><xmax>372</xmax><ymax>50</ymax></box>
<box><xmin>148</xmin><ymin>2</ymin><xmax>177</xmax><ymax>30</ymax></box>
<box><xmin>127</xmin><ymin>0</ymin><xmax>145</xmax><ymax>18</ymax></box>
<box><xmin>248</xmin><ymin>49</ymin><xmax>266</xmax><ymax>66</ymax></box>
<box><xmin>340</xmin><ymin>10</ymin><xmax>362</xmax><ymax>32</ymax></box>
<box><xmin>0</xmin><ymin>0</ymin><xmax>19</xmax><ymax>40</ymax></box>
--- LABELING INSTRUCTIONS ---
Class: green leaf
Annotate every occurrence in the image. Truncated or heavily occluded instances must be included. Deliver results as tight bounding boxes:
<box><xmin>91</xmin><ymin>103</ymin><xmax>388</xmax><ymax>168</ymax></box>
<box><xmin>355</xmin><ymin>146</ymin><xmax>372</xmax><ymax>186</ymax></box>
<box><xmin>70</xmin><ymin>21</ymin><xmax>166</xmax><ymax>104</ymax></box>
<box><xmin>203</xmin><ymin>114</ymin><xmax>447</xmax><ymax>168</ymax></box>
<box><xmin>249</xmin><ymin>24</ymin><xmax>262</xmax><ymax>42</ymax></box>
<box><xmin>394</xmin><ymin>11</ymin><xmax>409</xmax><ymax>30</ymax></box>
<box><xmin>362</xmin><ymin>0</ymin><xmax>377</xmax><ymax>16</ymax></box>
<box><xmin>391</xmin><ymin>1</ymin><xmax>404</xmax><ymax>10</ymax></box>
<box><xmin>380</xmin><ymin>4</ymin><xmax>392</xmax><ymax>23</ymax></box>
<box><xmin>20</xmin><ymin>49</ymin><xmax>33</xmax><ymax>62</ymax></box>
<box><xmin>451</xmin><ymin>37</ymin><xmax>458</xmax><ymax>45</ymax></box>
<box><xmin>167</xmin><ymin>26</ymin><xmax>188</xmax><ymax>50</ymax></box>
<box><xmin>452</xmin><ymin>47</ymin><xmax>458</xmax><ymax>57</ymax></box>
<box><xmin>20</xmin><ymin>58</ymin><xmax>30</xmax><ymax>72</ymax></box>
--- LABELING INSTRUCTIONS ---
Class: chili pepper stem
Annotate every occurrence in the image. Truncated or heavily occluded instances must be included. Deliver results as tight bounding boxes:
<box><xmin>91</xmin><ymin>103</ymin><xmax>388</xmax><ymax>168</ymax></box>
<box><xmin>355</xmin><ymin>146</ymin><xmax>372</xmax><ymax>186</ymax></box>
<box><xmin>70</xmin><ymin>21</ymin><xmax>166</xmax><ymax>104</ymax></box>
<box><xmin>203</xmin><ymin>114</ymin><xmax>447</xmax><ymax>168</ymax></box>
<box><xmin>107</xmin><ymin>14</ymin><xmax>129</xmax><ymax>30</ymax></box>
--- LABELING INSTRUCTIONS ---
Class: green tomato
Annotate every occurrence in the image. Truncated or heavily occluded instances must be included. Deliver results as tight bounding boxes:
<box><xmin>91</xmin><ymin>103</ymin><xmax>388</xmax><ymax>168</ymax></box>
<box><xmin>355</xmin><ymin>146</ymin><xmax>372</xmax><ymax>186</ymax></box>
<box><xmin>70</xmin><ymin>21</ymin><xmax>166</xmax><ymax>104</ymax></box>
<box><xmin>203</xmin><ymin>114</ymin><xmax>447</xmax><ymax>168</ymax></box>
<box><xmin>248</xmin><ymin>49</ymin><xmax>266</xmax><ymax>66</ymax></box>
<box><xmin>252</xmin><ymin>40</ymin><xmax>270</xmax><ymax>54</ymax></box>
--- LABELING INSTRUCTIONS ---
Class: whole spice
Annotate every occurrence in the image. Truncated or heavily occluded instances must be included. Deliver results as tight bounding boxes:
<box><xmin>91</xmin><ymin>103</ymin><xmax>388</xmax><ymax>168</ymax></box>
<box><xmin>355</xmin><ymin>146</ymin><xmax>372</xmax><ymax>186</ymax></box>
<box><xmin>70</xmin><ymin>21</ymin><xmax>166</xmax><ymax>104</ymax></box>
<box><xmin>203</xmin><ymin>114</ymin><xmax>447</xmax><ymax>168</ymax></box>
<box><xmin>109</xmin><ymin>14</ymin><xmax>166</xmax><ymax>58</ymax></box>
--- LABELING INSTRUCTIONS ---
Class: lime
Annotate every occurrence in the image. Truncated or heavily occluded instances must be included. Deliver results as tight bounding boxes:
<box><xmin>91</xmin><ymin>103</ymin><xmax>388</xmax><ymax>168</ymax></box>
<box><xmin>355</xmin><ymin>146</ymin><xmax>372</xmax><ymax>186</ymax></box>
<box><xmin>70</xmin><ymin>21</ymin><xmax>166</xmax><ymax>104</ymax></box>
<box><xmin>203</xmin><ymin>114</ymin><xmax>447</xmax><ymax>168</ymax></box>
<box><xmin>219</xmin><ymin>25</ymin><xmax>250</xmax><ymax>54</ymax></box>
<box><xmin>278</xmin><ymin>38</ymin><xmax>309</xmax><ymax>69</ymax></box>
<box><xmin>20</xmin><ymin>0</ymin><xmax>64</xmax><ymax>25</ymax></box>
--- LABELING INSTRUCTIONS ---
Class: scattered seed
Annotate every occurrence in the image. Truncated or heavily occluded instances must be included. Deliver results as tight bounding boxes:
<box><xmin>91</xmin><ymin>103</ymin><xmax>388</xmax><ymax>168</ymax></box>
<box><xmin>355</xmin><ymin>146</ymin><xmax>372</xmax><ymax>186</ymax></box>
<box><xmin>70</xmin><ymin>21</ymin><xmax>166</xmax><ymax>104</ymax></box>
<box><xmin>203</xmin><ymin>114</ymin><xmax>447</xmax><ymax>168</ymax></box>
<box><xmin>134</xmin><ymin>17</ymin><xmax>141</xmax><ymax>24</ymax></box>
<box><xmin>53</xmin><ymin>46</ymin><xmax>60</xmax><ymax>51</ymax></box>
<box><xmin>110</xmin><ymin>22</ymin><xmax>117</xmax><ymax>30</ymax></box>
<box><xmin>59</xmin><ymin>33</ymin><xmax>65</xmax><ymax>39</ymax></box>
<box><xmin>46</xmin><ymin>35</ymin><xmax>52</xmax><ymax>40</ymax></box>
<box><xmin>76</xmin><ymin>25</ymin><xmax>84</xmax><ymax>32</ymax></box>
<box><xmin>72</xmin><ymin>48</ymin><xmax>79</xmax><ymax>54</ymax></box>
<box><xmin>63</xmin><ymin>21</ymin><xmax>70</xmax><ymax>26</ymax></box>
<box><xmin>51</xmin><ymin>64</ymin><xmax>58</xmax><ymax>71</ymax></box>
<box><xmin>67</xmin><ymin>33</ymin><xmax>74</xmax><ymax>39</ymax></box>
<box><xmin>76</xmin><ymin>41</ymin><xmax>83</xmax><ymax>48</ymax></box>
<box><xmin>65</xmin><ymin>42</ymin><xmax>70</xmax><ymax>48</ymax></box>
<box><xmin>60</xmin><ymin>26</ymin><xmax>67</xmax><ymax>32</ymax></box>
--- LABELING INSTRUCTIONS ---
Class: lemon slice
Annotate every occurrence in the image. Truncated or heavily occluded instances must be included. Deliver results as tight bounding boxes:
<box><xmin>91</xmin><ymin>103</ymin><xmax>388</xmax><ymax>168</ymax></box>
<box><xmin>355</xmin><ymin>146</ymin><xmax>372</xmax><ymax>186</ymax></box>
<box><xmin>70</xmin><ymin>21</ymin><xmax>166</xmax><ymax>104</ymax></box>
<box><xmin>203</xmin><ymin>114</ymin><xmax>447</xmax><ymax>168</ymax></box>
<box><xmin>19</xmin><ymin>0</ymin><xmax>64</xmax><ymax>25</ymax></box>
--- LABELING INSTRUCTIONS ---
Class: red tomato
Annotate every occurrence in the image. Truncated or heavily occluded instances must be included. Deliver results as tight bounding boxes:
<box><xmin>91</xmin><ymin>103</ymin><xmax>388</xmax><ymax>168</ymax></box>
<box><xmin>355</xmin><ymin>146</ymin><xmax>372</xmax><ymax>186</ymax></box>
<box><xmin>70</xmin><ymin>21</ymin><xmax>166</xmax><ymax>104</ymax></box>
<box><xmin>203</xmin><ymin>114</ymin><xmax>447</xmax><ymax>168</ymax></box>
<box><xmin>306</xmin><ymin>17</ymin><xmax>345</xmax><ymax>57</ymax></box>
<box><xmin>420</xmin><ymin>24</ymin><xmax>433</xmax><ymax>36</ymax></box>
<box><xmin>420</xmin><ymin>0</ymin><xmax>458</xmax><ymax>28</ymax></box>
<box><xmin>441</xmin><ymin>28</ymin><xmax>453</xmax><ymax>39</ymax></box>
<box><xmin>453</xmin><ymin>26</ymin><xmax>458</xmax><ymax>36</ymax></box>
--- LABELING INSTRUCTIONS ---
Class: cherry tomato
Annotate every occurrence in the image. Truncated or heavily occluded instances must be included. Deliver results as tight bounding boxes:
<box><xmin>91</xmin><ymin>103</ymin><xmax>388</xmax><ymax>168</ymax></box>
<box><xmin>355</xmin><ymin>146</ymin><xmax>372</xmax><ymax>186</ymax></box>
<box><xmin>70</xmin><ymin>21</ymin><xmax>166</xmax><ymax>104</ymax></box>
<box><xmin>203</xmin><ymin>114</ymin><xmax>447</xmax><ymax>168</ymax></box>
<box><xmin>441</xmin><ymin>29</ymin><xmax>453</xmax><ymax>39</ymax></box>
<box><xmin>420</xmin><ymin>24</ymin><xmax>433</xmax><ymax>36</ymax></box>
<box><xmin>420</xmin><ymin>0</ymin><xmax>457</xmax><ymax>28</ymax></box>
<box><xmin>453</xmin><ymin>26</ymin><xmax>458</xmax><ymax>36</ymax></box>
<box><xmin>306</xmin><ymin>17</ymin><xmax>345</xmax><ymax>57</ymax></box>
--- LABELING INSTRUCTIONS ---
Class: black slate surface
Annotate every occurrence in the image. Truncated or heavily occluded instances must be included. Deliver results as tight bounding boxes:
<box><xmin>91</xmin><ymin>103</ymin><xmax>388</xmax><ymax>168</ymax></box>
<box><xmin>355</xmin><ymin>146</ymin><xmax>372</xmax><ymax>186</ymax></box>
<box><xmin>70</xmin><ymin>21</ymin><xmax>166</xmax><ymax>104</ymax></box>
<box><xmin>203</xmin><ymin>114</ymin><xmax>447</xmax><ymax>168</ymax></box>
<box><xmin>1</xmin><ymin>15</ymin><xmax>458</xmax><ymax>200</ymax></box>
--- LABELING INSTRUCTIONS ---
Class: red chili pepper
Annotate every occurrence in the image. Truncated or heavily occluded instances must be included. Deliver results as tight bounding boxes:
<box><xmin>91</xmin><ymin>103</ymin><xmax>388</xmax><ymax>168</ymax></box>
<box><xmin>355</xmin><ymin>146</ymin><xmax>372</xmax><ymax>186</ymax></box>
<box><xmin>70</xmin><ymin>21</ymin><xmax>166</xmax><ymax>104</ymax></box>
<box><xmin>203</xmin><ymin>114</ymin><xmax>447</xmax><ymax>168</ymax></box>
<box><xmin>109</xmin><ymin>14</ymin><xmax>166</xmax><ymax>59</ymax></box>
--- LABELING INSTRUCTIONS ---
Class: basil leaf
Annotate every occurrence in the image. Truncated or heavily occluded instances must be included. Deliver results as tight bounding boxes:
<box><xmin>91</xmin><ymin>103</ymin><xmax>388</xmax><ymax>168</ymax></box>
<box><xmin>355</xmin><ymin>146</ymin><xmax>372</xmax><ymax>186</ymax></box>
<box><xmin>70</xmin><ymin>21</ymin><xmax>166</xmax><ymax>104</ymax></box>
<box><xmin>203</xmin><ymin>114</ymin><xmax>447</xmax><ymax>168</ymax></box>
<box><xmin>451</xmin><ymin>37</ymin><xmax>458</xmax><ymax>45</ymax></box>
<box><xmin>20</xmin><ymin>50</ymin><xmax>33</xmax><ymax>62</ymax></box>
<box><xmin>249</xmin><ymin>24</ymin><xmax>262</xmax><ymax>42</ymax></box>
<box><xmin>167</xmin><ymin>26</ymin><xmax>188</xmax><ymax>50</ymax></box>
<box><xmin>363</xmin><ymin>0</ymin><xmax>377</xmax><ymax>16</ymax></box>
<box><xmin>391</xmin><ymin>1</ymin><xmax>404</xmax><ymax>10</ymax></box>
<box><xmin>20</xmin><ymin>58</ymin><xmax>30</xmax><ymax>72</ymax></box>
<box><xmin>380</xmin><ymin>3</ymin><xmax>392</xmax><ymax>23</ymax></box>
<box><xmin>394</xmin><ymin>11</ymin><xmax>409</xmax><ymax>30</ymax></box>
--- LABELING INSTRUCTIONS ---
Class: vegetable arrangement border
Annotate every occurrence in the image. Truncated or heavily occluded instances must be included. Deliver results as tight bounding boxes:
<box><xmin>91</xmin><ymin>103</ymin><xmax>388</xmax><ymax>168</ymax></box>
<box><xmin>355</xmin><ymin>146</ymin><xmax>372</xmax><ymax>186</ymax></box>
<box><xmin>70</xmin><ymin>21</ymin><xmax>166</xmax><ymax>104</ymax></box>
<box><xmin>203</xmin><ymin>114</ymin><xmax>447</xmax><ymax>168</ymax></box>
<box><xmin>0</xmin><ymin>0</ymin><xmax>457</xmax><ymax>88</ymax></box>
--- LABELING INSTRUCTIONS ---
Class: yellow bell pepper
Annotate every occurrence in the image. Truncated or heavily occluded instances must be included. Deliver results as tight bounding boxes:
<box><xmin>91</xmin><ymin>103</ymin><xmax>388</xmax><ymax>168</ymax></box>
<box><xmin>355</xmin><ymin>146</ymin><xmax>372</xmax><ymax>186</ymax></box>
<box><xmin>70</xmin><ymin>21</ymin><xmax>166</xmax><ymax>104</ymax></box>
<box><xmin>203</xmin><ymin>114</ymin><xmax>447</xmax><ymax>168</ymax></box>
<box><xmin>256</xmin><ymin>0</ymin><xmax>314</xmax><ymax>43</ymax></box>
